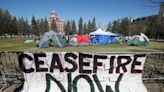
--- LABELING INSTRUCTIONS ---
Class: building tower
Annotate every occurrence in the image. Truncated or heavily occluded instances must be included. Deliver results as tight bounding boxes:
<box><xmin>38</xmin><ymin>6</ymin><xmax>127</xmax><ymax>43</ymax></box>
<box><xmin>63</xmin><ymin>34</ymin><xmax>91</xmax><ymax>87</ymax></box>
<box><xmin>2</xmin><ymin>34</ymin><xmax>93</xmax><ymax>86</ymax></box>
<box><xmin>50</xmin><ymin>10</ymin><xmax>57</xmax><ymax>21</ymax></box>
<box><xmin>159</xmin><ymin>2</ymin><xmax>164</xmax><ymax>18</ymax></box>
<box><xmin>48</xmin><ymin>10</ymin><xmax>64</xmax><ymax>35</ymax></box>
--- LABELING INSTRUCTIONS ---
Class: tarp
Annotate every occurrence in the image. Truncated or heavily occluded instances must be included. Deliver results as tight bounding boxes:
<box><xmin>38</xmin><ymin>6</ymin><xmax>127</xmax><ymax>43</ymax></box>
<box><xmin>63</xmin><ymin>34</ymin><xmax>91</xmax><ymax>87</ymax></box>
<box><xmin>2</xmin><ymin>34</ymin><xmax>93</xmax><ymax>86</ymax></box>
<box><xmin>38</xmin><ymin>30</ymin><xmax>67</xmax><ymax>48</ymax></box>
<box><xmin>69</xmin><ymin>35</ymin><xmax>90</xmax><ymax>46</ymax></box>
<box><xmin>16</xmin><ymin>52</ymin><xmax>148</xmax><ymax>92</ymax></box>
<box><xmin>90</xmin><ymin>28</ymin><xmax>117</xmax><ymax>44</ymax></box>
<box><xmin>24</xmin><ymin>40</ymin><xmax>34</xmax><ymax>43</ymax></box>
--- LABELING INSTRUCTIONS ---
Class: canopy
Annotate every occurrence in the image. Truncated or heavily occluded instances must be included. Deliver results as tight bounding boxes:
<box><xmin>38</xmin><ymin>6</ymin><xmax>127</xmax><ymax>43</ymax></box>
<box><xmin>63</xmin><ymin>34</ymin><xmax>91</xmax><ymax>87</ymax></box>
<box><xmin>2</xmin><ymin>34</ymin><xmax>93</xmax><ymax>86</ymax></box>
<box><xmin>90</xmin><ymin>28</ymin><xmax>110</xmax><ymax>35</ymax></box>
<box><xmin>89</xmin><ymin>28</ymin><xmax>117</xmax><ymax>45</ymax></box>
<box><xmin>107</xmin><ymin>31</ymin><xmax>117</xmax><ymax>36</ymax></box>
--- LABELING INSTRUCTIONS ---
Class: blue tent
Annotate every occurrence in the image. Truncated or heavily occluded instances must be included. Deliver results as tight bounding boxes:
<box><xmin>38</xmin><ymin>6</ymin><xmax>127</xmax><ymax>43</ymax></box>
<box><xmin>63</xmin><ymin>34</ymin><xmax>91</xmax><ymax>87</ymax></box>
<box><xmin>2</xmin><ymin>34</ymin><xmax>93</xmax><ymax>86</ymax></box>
<box><xmin>107</xmin><ymin>31</ymin><xmax>117</xmax><ymax>44</ymax></box>
<box><xmin>90</xmin><ymin>28</ymin><xmax>117</xmax><ymax>45</ymax></box>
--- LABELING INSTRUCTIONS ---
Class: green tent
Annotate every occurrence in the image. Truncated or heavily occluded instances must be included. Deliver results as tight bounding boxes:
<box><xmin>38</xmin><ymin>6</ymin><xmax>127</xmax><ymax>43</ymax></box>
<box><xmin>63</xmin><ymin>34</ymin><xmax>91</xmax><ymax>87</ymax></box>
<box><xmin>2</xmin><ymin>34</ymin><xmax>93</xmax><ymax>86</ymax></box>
<box><xmin>127</xmin><ymin>33</ymin><xmax>149</xmax><ymax>46</ymax></box>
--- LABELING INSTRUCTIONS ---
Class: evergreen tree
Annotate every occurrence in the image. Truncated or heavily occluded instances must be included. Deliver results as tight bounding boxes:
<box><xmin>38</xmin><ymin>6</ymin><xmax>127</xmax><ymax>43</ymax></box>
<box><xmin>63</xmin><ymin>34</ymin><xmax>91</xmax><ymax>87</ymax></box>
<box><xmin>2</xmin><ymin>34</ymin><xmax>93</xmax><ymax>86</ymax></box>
<box><xmin>51</xmin><ymin>20</ymin><xmax>57</xmax><ymax>31</ymax></box>
<box><xmin>10</xmin><ymin>16</ymin><xmax>18</xmax><ymax>36</ymax></box>
<box><xmin>87</xmin><ymin>20</ymin><xmax>92</xmax><ymax>34</ymax></box>
<box><xmin>71</xmin><ymin>20</ymin><xmax>76</xmax><ymax>34</ymax></box>
<box><xmin>24</xmin><ymin>17</ymin><xmax>31</xmax><ymax>36</ymax></box>
<box><xmin>106</xmin><ymin>22</ymin><xmax>112</xmax><ymax>31</ymax></box>
<box><xmin>91</xmin><ymin>17</ymin><xmax>96</xmax><ymax>32</ymax></box>
<box><xmin>0</xmin><ymin>8</ymin><xmax>4</xmax><ymax>36</ymax></box>
<box><xmin>38</xmin><ymin>19</ymin><xmax>43</xmax><ymax>35</ymax></box>
<box><xmin>43</xmin><ymin>18</ymin><xmax>49</xmax><ymax>32</ymax></box>
<box><xmin>0</xmin><ymin>8</ymin><xmax>31</xmax><ymax>37</ymax></box>
<box><xmin>31</xmin><ymin>15</ymin><xmax>39</xmax><ymax>36</ymax></box>
<box><xmin>78</xmin><ymin>17</ymin><xmax>84</xmax><ymax>34</ymax></box>
<box><xmin>17</xmin><ymin>17</ymin><xmax>24</xmax><ymax>36</ymax></box>
<box><xmin>119</xmin><ymin>17</ymin><xmax>130</xmax><ymax>35</ymax></box>
<box><xmin>83</xmin><ymin>22</ymin><xmax>87</xmax><ymax>34</ymax></box>
<box><xmin>64</xmin><ymin>20</ymin><xmax>71</xmax><ymax>35</ymax></box>
<box><xmin>4</xmin><ymin>10</ymin><xmax>12</xmax><ymax>37</ymax></box>
<box><xmin>112</xmin><ymin>20</ymin><xmax>120</xmax><ymax>33</ymax></box>
<box><xmin>37</xmin><ymin>18</ymin><xmax>49</xmax><ymax>35</ymax></box>
<box><xmin>17</xmin><ymin>17</ymin><xmax>30</xmax><ymax>36</ymax></box>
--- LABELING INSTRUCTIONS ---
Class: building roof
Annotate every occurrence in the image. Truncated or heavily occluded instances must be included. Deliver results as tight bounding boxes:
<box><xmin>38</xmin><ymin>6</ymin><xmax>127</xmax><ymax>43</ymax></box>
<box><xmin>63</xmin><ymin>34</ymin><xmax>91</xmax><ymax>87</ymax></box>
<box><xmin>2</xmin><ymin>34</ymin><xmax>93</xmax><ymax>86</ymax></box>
<box><xmin>132</xmin><ymin>15</ymin><xmax>157</xmax><ymax>22</ymax></box>
<box><xmin>50</xmin><ymin>10</ymin><xmax>57</xmax><ymax>16</ymax></box>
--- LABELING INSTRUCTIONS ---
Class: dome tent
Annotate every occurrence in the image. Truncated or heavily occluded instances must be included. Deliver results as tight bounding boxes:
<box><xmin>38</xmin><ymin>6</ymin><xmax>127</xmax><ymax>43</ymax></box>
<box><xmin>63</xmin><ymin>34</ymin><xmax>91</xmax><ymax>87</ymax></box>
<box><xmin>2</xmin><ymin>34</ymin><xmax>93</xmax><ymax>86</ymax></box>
<box><xmin>127</xmin><ymin>33</ymin><xmax>149</xmax><ymax>46</ymax></box>
<box><xmin>89</xmin><ymin>28</ymin><xmax>117</xmax><ymax>45</ymax></box>
<box><xmin>69</xmin><ymin>34</ymin><xmax>90</xmax><ymax>46</ymax></box>
<box><xmin>38</xmin><ymin>30</ymin><xmax>67</xmax><ymax>48</ymax></box>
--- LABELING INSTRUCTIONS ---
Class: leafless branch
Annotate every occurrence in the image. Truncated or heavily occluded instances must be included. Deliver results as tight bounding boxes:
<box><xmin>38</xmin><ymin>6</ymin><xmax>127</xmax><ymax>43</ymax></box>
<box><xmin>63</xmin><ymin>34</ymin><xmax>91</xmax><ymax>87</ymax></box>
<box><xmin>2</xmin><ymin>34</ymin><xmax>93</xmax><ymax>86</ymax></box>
<box><xmin>140</xmin><ymin>0</ymin><xmax>164</xmax><ymax>7</ymax></box>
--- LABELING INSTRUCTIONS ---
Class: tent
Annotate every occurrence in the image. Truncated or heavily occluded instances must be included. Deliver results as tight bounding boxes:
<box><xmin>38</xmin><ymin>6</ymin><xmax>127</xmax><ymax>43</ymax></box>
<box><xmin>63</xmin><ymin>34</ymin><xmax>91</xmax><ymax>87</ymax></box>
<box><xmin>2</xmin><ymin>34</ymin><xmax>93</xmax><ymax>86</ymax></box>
<box><xmin>69</xmin><ymin>34</ymin><xmax>90</xmax><ymax>46</ymax></box>
<box><xmin>90</xmin><ymin>28</ymin><xmax>117</xmax><ymax>45</ymax></box>
<box><xmin>107</xmin><ymin>31</ymin><xmax>117</xmax><ymax>43</ymax></box>
<box><xmin>38</xmin><ymin>30</ymin><xmax>67</xmax><ymax>48</ymax></box>
<box><xmin>127</xmin><ymin>33</ymin><xmax>149</xmax><ymax>46</ymax></box>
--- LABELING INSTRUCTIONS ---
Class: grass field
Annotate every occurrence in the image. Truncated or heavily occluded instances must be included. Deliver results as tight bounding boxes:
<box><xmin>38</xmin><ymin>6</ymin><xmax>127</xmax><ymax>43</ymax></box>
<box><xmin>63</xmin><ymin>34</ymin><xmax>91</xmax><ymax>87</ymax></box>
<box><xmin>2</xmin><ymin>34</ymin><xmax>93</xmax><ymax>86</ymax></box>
<box><xmin>0</xmin><ymin>38</ymin><xmax>164</xmax><ymax>92</ymax></box>
<box><xmin>0</xmin><ymin>38</ymin><xmax>164</xmax><ymax>52</ymax></box>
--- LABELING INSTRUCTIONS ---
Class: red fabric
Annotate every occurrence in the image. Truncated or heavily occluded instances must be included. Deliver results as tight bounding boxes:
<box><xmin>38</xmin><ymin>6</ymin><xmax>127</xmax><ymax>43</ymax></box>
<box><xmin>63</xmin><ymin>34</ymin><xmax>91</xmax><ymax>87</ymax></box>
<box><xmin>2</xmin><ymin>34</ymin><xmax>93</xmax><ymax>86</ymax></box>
<box><xmin>75</xmin><ymin>35</ymin><xmax>89</xmax><ymax>43</ymax></box>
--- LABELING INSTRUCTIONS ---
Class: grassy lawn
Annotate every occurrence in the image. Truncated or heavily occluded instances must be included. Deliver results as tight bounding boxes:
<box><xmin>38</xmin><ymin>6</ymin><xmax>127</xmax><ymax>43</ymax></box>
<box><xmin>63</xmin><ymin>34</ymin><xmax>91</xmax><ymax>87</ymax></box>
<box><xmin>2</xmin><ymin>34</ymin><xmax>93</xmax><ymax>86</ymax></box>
<box><xmin>0</xmin><ymin>38</ymin><xmax>164</xmax><ymax>52</ymax></box>
<box><xmin>1</xmin><ymin>38</ymin><xmax>164</xmax><ymax>92</ymax></box>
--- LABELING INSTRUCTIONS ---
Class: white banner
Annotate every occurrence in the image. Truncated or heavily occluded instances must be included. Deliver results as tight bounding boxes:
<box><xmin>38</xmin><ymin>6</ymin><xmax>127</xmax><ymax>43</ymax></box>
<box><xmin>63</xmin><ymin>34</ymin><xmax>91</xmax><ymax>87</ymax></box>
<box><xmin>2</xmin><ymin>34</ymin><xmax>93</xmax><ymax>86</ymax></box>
<box><xmin>17</xmin><ymin>52</ymin><xmax>147</xmax><ymax>92</ymax></box>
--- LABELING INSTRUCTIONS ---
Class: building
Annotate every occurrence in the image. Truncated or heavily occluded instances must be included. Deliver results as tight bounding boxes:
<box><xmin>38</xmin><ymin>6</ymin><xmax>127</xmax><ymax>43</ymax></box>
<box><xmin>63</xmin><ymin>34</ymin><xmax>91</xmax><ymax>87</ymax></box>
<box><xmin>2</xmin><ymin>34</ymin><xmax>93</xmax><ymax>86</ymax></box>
<box><xmin>48</xmin><ymin>10</ymin><xmax>64</xmax><ymax>35</ymax></box>
<box><xmin>130</xmin><ymin>2</ymin><xmax>164</xmax><ymax>36</ymax></box>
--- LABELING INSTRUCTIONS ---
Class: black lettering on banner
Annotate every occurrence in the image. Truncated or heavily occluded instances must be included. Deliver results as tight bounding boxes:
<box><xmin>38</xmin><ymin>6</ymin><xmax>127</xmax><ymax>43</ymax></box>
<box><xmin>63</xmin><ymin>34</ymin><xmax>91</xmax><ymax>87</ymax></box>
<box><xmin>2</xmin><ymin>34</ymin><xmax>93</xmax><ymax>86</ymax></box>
<box><xmin>19</xmin><ymin>53</ymin><xmax>144</xmax><ymax>92</ymax></box>
<box><xmin>79</xmin><ymin>53</ymin><xmax>92</xmax><ymax>74</ymax></box>
<box><xmin>93</xmin><ymin>74</ymin><xmax>113</xmax><ymax>92</ymax></box>
<box><xmin>50</xmin><ymin>53</ymin><xmax>64</xmax><ymax>73</ymax></box>
<box><xmin>34</xmin><ymin>53</ymin><xmax>48</xmax><ymax>72</ymax></box>
<box><xmin>18</xmin><ymin>54</ymin><xmax>34</xmax><ymax>73</ymax></box>
<box><xmin>131</xmin><ymin>54</ymin><xmax>146</xmax><ymax>73</ymax></box>
<box><xmin>93</xmin><ymin>74</ymin><xmax>123</xmax><ymax>92</ymax></box>
<box><xmin>106</xmin><ymin>86</ymin><xmax>113</xmax><ymax>92</ymax></box>
<box><xmin>93</xmin><ymin>74</ymin><xmax>104</xmax><ymax>92</ymax></box>
<box><xmin>93</xmin><ymin>55</ymin><xmax>107</xmax><ymax>73</ymax></box>
<box><xmin>115</xmin><ymin>74</ymin><xmax>123</xmax><ymax>92</ymax></box>
<box><xmin>45</xmin><ymin>73</ymin><xmax>66</xmax><ymax>92</ymax></box>
<box><xmin>109</xmin><ymin>56</ymin><xmax>115</xmax><ymax>74</ymax></box>
<box><xmin>67</xmin><ymin>73</ymin><xmax>72</xmax><ymax>92</ymax></box>
<box><xmin>116</xmin><ymin>56</ymin><xmax>131</xmax><ymax>73</ymax></box>
<box><xmin>73</xmin><ymin>75</ymin><xmax>95</xmax><ymax>92</ymax></box>
<box><xmin>64</xmin><ymin>53</ymin><xmax>78</xmax><ymax>72</ymax></box>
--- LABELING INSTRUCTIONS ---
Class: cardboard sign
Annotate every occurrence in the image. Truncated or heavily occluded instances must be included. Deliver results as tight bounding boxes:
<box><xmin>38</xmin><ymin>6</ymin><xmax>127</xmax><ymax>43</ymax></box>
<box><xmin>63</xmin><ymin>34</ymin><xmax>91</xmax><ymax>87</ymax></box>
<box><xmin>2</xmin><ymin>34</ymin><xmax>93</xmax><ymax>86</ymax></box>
<box><xmin>18</xmin><ymin>52</ymin><xmax>147</xmax><ymax>92</ymax></box>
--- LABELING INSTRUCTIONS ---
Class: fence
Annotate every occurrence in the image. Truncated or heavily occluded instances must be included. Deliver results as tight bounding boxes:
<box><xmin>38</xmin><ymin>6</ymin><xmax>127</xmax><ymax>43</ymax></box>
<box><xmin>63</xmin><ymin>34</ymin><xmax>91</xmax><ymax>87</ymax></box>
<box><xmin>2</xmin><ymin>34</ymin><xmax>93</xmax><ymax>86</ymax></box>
<box><xmin>0</xmin><ymin>52</ymin><xmax>23</xmax><ymax>92</ymax></box>
<box><xmin>0</xmin><ymin>52</ymin><xmax>164</xmax><ymax>92</ymax></box>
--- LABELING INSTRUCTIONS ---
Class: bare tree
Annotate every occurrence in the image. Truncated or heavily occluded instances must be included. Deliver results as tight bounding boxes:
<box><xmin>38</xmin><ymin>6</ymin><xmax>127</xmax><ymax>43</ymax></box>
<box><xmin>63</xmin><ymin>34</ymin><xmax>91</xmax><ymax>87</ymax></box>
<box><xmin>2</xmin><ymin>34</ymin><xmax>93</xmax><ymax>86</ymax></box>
<box><xmin>141</xmin><ymin>0</ymin><xmax>164</xmax><ymax>7</ymax></box>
